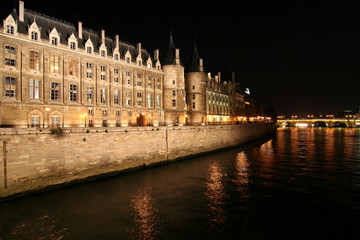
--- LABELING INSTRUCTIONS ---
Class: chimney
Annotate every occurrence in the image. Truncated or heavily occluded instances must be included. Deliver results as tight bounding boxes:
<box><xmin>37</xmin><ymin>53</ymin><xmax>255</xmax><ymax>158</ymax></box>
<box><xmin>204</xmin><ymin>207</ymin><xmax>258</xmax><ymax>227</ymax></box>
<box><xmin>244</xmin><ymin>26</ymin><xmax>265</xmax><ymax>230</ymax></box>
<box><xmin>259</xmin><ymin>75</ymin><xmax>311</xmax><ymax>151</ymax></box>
<box><xmin>215</xmin><ymin>75</ymin><xmax>219</xmax><ymax>82</ymax></box>
<box><xmin>137</xmin><ymin>43</ymin><xmax>141</xmax><ymax>55</ymax></box>
<box><xmin>19</xmin><ymin>1</ymin><xmax>24</xmax><ymax>22</ymax></box>
<box><xmin>115</xmin><ymin>35</ymin><xmax>119</xmax><ymax>48</ymax></box>
<box><xmin>101</xmin><ymin>30</ymin><xmax>105</xmax><ymax>43</ymax></box>
<box><xmin>78</xmin><ymin>21</ymin><xmax>82</xmax><ymax>39</ymax></box>
<box><xmin>175</xmin><ymin>49</ymin><xmax>180</xmax><ymax>65</ymax></box>
<box><xmin>154</xmin><ymin>49</ymin><xmax>159</xmax><ymax>61</ymax></box>
<box><xmin>199</xmin><ymin>58</ymin><xmax>204</xmax><ymax>72</ymax></box>
<box><xmin>218</xmin><ymin>72</ymin><xmax>221</xmax><ymax>82</ymax></box>
<box><xmin>232</xmin><ymin>72</ymin><xmax>235</xmax><ymax>82</ymax></box>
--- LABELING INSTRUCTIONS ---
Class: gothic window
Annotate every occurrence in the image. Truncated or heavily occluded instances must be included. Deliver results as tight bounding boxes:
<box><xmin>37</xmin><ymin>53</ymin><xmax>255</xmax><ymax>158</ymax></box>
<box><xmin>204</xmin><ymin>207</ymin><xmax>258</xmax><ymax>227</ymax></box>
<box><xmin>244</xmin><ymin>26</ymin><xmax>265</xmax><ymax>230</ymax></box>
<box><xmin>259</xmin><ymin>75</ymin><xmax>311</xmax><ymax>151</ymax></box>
<box><xmin>30</xmin><ymin>51</ymin><xmax>39</xmax><ymax>70</ymax></box>
<box><xmin>50</xmin><ymin>82</ymin><xmax>60</xmax><ymax>100</ymax></box>
<box><xmin>69</xmin><ymin>84</ymin><xmax>77</xmax><ymax>102</ymax></box>
<box><xmin>29</xmin><ymin>79</ymin><xmax>40</xmax><ymax>99</ymax></box>
<box><xmin>3</xmin><ymin>14</ymin><xmax>17</xmax><ymax>35</ymax></box>
<box><xmin>4</xmin><ymin>76</ymin><xmax>16</xmax><ymax>98</ymax></box>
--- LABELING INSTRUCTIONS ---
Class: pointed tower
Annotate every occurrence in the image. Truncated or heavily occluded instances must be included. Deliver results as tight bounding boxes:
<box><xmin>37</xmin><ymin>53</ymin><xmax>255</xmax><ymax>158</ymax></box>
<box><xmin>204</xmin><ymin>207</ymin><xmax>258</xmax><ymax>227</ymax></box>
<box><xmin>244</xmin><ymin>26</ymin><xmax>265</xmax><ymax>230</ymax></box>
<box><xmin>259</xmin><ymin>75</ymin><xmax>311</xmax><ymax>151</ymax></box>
<box><xmin>162</xmin><ymin>33</ymin><xmax>187</xmax><ymax>126</ymax></box>
<box><xmin>185</xmin><ymin>43</ymin><xmax>206</xmax><ymax>124</ymax></box>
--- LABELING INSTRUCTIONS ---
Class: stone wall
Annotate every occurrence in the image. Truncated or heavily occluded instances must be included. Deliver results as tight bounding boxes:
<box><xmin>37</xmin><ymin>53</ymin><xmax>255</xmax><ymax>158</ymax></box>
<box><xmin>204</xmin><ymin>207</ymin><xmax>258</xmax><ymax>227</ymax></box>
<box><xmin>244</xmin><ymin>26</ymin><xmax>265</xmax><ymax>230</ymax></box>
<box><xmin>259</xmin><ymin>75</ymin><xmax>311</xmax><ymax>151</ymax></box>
<box><xmin>0</xmin><ymin>123</ymin><xmax>275</xmax><ymax>199</ymax></box>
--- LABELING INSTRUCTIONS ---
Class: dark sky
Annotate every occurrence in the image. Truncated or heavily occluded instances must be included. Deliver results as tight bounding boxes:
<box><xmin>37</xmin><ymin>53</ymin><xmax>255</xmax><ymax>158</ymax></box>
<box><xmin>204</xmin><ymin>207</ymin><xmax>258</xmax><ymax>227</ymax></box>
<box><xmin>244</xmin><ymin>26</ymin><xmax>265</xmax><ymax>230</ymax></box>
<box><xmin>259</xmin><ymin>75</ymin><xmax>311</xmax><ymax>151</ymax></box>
<box><xmin>2</xmin><ymin>0</ymin><xmax>359</xmax><ymax>115</ymax></box>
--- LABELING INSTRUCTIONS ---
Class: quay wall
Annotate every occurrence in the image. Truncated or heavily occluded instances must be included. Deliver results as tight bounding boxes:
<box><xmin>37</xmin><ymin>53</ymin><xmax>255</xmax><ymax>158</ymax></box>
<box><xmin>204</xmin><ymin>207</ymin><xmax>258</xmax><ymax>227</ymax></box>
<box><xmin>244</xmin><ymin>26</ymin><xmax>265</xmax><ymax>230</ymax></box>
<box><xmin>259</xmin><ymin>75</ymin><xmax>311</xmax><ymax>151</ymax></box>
<box><xmin>0</xmin><ymin>123</ymin><xmax>275</xmax><ymax>199</ymax></box>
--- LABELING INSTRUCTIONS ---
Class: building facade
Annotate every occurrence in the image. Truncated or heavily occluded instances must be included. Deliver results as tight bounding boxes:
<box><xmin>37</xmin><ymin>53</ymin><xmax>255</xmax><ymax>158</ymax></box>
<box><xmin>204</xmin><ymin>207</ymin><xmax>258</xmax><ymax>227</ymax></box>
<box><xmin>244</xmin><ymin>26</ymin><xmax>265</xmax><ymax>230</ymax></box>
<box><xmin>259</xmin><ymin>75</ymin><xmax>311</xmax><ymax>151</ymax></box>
<box><xmin>0</xmin><ymin>1</ymin><xmax>259</xmax><ymax>128</ymax></box>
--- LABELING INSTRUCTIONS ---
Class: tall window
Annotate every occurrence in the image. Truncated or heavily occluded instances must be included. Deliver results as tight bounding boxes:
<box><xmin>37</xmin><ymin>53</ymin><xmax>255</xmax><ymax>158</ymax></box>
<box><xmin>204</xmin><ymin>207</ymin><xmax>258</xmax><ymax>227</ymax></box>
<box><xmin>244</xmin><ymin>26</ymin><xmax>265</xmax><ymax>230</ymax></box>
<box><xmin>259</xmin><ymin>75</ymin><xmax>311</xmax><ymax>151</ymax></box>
<box><xmin>114</xmin><ymin>90</ymin><xmax>119</xmax><ymax>104</ymax></box>
<box><xmin>50</xmin><ymin>55</ymin><xmax>59</xmax><ymax>73</ymax></box>
<box><xmin>52</xmin><ymin>116</ymin><xmax>59</xmax><ymax>127</ymax></box>
<box><xmin>101</xmin><ymin>88</ymin><xmax>106</xmax><ymax>104</ymax></box>
<box><xmin>29</xmin><ymin>79</ymin><xmax>40</xmax><ymax>99</ymax></box>
<box><xmin>69</xmin><ymin>84</ymin><xmax>77</xmax><ymax>102</ymax></box>
<box><xmin>86</xmin><ymin>62</ymin><xmax>92</xmax><ymax>79</ymax></box>
<box><xmin>4</xmin><ymin>46</ymin><xmax>16</xmax><ymax>67</ymax></box>
<box><xmin>30</xmin><ymin>51</ymin><xmax>39</xmax><ymax>70</ymax></box>
<box><xmin>156</xmin><ymin>95</ymin><xmax>160</xmax><ymax>108</ymax></box>
<box><xmin>172</xmin><ymin>99</ymin><xmax>176</xmax><ymax>107</ymax></box>
<box><xmin>4</xmin><ymin>76</ymin><xmax>16</xmax><ymax>98</ymax></box>
<box><xmin>86</xmin><ymin>87</ymin><xmax>93</xmax><ymax>103</ymax></box>
<box><xmin>50</xmin><ymin>82</ymin><xmax>59</xmax><ymax>100</ymax></box>
<box><xmin>147</xmin><ymin>94</ymin><xmax>152</xmax><ymax>107</ymax></box>
<box><xmin>69</xmin><ymin>59</ymin><xmax>77</xmax><ymax>76</ymax></box>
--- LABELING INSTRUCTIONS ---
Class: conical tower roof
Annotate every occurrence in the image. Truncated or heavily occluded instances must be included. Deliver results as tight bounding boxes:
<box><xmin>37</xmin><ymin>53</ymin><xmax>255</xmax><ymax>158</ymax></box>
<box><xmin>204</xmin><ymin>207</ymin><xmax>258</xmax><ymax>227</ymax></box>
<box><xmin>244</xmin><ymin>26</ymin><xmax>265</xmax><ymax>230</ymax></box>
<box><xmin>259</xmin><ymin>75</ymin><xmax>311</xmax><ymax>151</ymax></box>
<box><xmin>162</xmin><ymin>33</ymin><xmax>183</xmax><ymax>66</ymax></box>
<box><xmin>185</xmin><ymin>43</ymin><xmax>203</xmax><ymax>73</ymax></box>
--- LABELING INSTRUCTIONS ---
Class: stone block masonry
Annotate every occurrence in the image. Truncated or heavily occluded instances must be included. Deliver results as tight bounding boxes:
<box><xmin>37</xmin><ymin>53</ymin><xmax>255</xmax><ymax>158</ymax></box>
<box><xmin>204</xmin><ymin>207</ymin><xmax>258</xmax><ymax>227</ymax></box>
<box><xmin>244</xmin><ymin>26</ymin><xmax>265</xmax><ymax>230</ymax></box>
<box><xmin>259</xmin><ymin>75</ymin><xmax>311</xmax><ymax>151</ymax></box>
<box><xmin>0</xmin><ymin>123</ymin><xmax>275</xmax><ymax>199</ymax></box>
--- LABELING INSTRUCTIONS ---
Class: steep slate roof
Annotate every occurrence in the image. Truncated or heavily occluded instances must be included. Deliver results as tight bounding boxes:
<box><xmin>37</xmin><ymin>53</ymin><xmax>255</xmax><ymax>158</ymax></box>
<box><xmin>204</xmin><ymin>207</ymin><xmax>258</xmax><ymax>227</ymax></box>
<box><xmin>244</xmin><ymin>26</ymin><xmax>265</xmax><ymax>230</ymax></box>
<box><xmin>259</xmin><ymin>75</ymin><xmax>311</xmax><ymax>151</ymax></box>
<box><xmin>185</xmin><ymin>44</ymin><xmax>203</xmax><ymax>73</ymax></box>
<box><xmin>10</xmin><ymin>8</ymin><xmax>153</xmax><ymax>64</ymax></box>
<box><xmin>162</xmin><ymin>35</ymin><xmax>183</xmax><ymax>66</ymax></box>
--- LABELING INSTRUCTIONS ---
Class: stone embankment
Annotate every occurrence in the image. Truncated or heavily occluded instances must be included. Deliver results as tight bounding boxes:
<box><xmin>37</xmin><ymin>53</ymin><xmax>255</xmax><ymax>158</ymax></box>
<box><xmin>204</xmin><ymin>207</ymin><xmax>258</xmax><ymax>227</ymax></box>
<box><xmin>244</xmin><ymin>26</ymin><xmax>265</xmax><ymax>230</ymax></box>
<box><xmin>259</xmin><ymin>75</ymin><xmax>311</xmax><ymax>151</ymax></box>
<box><xmin>0</xmin><ymin>123</ymin><xmax>275</xmax><ymax>200</ymax></box>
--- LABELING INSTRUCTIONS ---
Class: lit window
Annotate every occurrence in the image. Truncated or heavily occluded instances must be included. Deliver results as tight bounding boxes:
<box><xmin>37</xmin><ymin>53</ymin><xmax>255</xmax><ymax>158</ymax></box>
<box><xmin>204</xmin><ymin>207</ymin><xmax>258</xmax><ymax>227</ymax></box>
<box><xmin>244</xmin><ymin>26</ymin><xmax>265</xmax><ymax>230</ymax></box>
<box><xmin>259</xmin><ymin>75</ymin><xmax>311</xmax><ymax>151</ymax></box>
<box><xmin>30</xmin><ymin>51</ymin><xmax>39</xmax><ymax>70</ymax></box>
<box><xmin>86</xmin><ymin>87</ymin><xmax>92</xmax><ymax>103</ymax></box>
<box><xmin>69</xmin><ymin>59</ymin><xmax>77</xmax><ymax>76</ymax></box>
<box><xmin>50</xmin><ymin>55</ymin><xmax>59</xmax><ymax>73</ymax></box>
<box><xmin>114</xmin><ymin>90</ymin><xmax>119</xmax><ymax>104</ymax></box>
<box><xmin>101</xmin><ymin>88</ymin><xmax>106</xmax><ymax>104</ymax></box>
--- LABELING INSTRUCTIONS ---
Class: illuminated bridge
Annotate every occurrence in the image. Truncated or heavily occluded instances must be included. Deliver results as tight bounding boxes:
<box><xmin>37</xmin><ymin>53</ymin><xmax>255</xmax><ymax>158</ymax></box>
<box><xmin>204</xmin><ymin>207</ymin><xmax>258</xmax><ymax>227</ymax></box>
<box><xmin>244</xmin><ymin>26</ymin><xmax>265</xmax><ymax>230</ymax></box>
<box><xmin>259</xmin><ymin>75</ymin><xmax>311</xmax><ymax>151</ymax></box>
<box><xmin>277</xmin><ymin>118</ymin><xmax>360</xmax><ymax>128</ymax></box>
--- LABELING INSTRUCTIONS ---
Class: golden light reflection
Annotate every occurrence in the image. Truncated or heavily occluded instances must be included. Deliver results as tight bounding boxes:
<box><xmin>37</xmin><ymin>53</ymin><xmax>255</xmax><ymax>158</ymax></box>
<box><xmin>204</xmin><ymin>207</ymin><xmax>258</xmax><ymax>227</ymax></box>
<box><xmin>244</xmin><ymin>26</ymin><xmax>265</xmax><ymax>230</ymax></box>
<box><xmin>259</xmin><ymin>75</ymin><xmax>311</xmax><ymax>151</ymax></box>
<box><xmin>11</xmin><ymin>213</ymin><xmax>68</xmax><ymax>239</ymax></box>
<box><xmin>205</xmin><ymin>161</ymin><xmax>227</xmax><ymax>225</ymax></box>
<box><xmin>128</xmin><ymin>187</ymin><xmax>159</xmax><ymax>240</ymax></box>
<box><xmin>233</xmin><ymin>152</ymin><xmax>249</xmax><ymax>195</ymax></box>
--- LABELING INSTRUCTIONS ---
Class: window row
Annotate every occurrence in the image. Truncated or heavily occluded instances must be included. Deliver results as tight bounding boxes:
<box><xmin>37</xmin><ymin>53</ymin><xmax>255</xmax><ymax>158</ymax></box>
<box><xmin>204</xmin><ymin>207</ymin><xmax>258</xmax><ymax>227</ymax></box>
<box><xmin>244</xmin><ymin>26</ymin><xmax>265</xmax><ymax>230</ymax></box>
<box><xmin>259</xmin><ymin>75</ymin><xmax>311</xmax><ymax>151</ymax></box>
<box><xmin>2</xmin><ymin>77</ymin><xmax>162</xmax><ymax>108</ymax></box>
<box><xmin>4</xmin><ymin>47</ymin><xmax>163</xmax><ymax>88</ymax></box>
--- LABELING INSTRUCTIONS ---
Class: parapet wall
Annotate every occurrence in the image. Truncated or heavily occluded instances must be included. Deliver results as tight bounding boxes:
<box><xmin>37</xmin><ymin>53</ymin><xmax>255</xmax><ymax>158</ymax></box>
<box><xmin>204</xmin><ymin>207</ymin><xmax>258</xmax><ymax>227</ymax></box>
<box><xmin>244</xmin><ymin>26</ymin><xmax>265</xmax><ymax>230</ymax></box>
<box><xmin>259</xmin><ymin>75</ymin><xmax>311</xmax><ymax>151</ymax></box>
<box><xmin>0</xmin><ymin>123</ymin><xmax>275</xmax><ymax>199</ymax></box>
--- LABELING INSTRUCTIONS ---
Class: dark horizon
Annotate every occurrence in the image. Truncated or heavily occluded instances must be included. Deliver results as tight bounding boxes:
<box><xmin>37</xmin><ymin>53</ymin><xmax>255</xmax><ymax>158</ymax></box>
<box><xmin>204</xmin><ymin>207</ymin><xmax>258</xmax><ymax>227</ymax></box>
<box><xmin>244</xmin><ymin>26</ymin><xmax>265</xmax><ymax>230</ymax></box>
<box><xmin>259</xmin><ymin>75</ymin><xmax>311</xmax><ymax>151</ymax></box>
<box><xmin>2</xmin><ymin>0</ymin><xmax>359</xmax><ymax>116</ymax></box>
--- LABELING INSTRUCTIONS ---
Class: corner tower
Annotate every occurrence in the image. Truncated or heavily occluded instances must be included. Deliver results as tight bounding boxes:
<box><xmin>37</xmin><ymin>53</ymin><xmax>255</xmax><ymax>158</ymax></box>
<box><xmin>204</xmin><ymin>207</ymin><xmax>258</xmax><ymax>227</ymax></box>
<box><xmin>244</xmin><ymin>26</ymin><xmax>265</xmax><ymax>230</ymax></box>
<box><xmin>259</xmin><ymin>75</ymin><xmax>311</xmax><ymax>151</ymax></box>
<box><xmin>162</xmin><ymin>34</ymin><xmax>187</xmax><ymax>125</ymax></box>
<box><xmin>185</xmin><ymin>44</ymin><xmax>207</xmax><ymax>124</ymax></box>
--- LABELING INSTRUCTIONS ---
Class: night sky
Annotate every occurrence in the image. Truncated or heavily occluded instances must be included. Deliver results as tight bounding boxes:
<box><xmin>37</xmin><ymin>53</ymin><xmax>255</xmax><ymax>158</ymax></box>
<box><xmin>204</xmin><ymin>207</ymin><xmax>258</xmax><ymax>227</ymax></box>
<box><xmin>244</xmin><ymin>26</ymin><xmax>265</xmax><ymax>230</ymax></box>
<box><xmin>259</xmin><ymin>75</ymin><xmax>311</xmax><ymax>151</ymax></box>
<box><xmin>2</xmin><ymin>0</ymin><xmax>359</xmax><ymax>115</ymax></box>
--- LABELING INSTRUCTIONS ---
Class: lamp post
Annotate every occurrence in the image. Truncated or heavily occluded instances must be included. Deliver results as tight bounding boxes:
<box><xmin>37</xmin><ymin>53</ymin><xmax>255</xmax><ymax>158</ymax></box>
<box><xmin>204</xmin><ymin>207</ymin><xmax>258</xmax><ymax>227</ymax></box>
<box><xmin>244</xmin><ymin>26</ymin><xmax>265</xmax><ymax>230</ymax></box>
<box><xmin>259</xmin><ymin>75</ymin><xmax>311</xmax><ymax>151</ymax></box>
<box><xmin>84</xmin><ymin>113</ymin><xmax>87</xmax><ymax>127</ymax></box>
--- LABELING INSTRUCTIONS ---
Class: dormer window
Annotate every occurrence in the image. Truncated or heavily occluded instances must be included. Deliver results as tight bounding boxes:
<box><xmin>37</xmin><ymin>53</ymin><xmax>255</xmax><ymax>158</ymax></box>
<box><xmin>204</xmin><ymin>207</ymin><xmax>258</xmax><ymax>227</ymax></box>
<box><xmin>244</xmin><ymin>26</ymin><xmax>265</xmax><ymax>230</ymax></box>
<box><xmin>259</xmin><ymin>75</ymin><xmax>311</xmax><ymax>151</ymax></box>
<box><xmin>99</xmin><ymin>43</ymin><xmax>107</xmax><ymax>58</ymax></box>
<box><xmin>49</xmin><ymin>27</ymin><xmax>60</xmax><ymax>46</ymax></box>
<box><xmin>126</xmin><ymin>57</ymin><xmax>130</xmax><ymax>63</ymax></box>
<box><xmin>3</xmin><ymin>14</ymin><xmax>17</xmax><ymax>36</ymax></box>
<box><xmin>68</xmin><ymin>33</ymin><xmax>77</xmax><ymax>50</ymax></box>
<box><xmin>85</xmin><ymin>38</ymin><xmax>94</xmax><ymax>55</ymax></box>
<box><xmin>29</xmin><ymin>21</ymin><xmax>40</xmax><ymax>41</ymax></box>
<box><xmin>114</xmin><ymin>53</ymin><xmax>119</xmax><ymax>61</ymax></box>
<box><xmin>125</xmin><ymin>50</ymin><xmax>131</xmax><ymax>64</ymax></box>
<box><xmin>138</xmin><ymin>60</ymin><xmax>142</xmax><ymax>66</ymax></box>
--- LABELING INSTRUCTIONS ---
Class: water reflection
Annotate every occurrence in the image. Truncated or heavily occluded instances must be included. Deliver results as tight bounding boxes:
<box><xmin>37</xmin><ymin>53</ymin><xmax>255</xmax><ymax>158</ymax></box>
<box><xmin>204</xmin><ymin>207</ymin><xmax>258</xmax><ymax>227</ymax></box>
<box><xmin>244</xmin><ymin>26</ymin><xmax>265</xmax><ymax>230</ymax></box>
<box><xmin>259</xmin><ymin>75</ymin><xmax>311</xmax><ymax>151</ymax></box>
<box><xmin>10</xmin><ymin>212</ymin><xmax>68</xmax><ymax>240</ymax></box>
<box><xmin>233</xmin><ymin>152</ymin><xmax>249</xmax><ymax>196</ymax></box>
<box><xmin>128</xmin><ymin>187</ymin><xmax>159</xmax><ymax>240</ymax></box>
<box><xmin>205</xmin><ymin>161</ymin><xmax>227</xmax><ymax>225</ymax></box>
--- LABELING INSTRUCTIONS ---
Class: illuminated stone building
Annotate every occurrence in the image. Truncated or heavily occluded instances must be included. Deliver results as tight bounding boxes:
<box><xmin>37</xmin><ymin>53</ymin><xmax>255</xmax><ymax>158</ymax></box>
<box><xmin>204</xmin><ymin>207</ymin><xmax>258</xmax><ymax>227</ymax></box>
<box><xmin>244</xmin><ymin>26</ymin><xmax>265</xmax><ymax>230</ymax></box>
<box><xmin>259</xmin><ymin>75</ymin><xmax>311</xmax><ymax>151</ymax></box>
<box><xmin>0</xmin><ymin>1</ymin><xmax>259</xmax><ymax>128</ymax></box>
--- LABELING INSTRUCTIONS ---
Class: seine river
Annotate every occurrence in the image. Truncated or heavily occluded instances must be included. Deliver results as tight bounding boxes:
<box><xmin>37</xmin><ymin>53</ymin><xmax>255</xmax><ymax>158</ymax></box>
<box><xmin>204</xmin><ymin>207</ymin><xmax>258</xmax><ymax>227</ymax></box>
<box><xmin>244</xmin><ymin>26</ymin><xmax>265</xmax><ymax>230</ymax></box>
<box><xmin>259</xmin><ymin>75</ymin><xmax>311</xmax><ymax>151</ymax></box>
<box><xmin>0</xmin><ymin>128</ymin><xmax>359</xmax><ymax>239</ymax></box>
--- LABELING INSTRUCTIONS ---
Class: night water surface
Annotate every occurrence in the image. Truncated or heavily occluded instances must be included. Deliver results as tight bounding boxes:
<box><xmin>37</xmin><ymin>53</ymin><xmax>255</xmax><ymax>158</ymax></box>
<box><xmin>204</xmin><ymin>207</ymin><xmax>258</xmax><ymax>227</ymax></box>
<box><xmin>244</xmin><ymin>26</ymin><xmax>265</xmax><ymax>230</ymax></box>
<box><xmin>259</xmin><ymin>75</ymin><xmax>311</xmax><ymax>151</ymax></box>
<box><xmin>0</xmin><ymin>128</ymin><xmax>359</xmax><ymax>239</ymax></box>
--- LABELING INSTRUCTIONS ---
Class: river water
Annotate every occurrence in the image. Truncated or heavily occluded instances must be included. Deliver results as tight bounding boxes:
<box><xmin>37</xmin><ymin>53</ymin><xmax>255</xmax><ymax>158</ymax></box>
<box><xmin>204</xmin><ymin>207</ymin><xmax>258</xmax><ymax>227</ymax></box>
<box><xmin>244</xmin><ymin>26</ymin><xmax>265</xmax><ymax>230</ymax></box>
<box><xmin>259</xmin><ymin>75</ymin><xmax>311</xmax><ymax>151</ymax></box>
<box><xmin>0</xmin><ymin>127</ymin><xmax>359</xmax><ymax>239</ymax></box>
